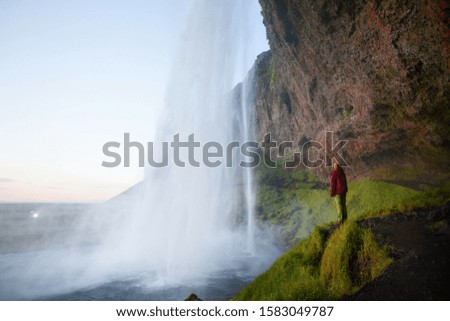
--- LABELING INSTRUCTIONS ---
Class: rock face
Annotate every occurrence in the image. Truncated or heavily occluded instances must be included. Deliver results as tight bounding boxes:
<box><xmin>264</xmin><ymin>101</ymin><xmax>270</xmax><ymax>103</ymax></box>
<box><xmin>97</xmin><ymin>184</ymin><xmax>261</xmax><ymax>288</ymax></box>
<box><xmin>254</xmin><ymin>0</ymin><xmax>450</xmax><ymax>180</ymax></box>
<box><xmin>184</xmin><ymin>293</ymin><xmax>203</xmax><ymax>301</ymax></box>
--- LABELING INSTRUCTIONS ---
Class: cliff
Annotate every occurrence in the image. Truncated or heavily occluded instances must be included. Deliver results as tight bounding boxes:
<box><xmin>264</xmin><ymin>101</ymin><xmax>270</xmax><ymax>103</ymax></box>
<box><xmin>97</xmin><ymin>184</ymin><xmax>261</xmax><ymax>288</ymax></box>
<box><xmin>254</xmin><ymin>0</ymin><xmax>450</xmax><ymax>182</ymax></box>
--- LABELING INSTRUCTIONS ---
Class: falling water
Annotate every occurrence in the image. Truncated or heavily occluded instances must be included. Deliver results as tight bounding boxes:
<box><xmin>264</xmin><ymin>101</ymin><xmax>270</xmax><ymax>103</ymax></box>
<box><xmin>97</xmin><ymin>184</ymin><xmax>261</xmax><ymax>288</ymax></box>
<box><xmin>235</xmin><ymin>2</ymin><xmax>257</xmax><ymax>255</ymax></box>
<box><xmin>115</xmin><ymin>0</ymin><xmax>267</xmax><ymax>284</ymax></box>
<box><xmin>239</xmin><ymin>73</ymin><xmax>257</xmax><ymax>255</ymax></box>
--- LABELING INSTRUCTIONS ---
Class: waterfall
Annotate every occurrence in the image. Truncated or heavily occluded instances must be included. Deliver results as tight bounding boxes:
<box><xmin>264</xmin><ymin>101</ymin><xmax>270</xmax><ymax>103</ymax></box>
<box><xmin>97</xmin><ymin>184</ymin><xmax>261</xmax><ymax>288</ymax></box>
<box><xmin>109</xmin><ymin>0</ymin><xmax>273</xmax><ymax>286</ymax></box>
<box><xmin>239</xmin><ymin>72</ymin><xmax>257</xmax><ymax>255</ymax></box>
<box><xmin>236</xmin><ymin>2</ymin><xmax>257</xmax><ymax>256</ymax></box>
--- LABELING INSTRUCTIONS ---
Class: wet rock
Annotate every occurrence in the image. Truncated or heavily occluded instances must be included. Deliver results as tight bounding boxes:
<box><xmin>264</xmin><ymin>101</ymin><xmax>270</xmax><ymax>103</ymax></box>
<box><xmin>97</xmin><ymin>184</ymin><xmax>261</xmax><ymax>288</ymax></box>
<box><xmin>184</xmin><ymin>293</ymin><xmax>203</xmax><ymax>301</ymax></box>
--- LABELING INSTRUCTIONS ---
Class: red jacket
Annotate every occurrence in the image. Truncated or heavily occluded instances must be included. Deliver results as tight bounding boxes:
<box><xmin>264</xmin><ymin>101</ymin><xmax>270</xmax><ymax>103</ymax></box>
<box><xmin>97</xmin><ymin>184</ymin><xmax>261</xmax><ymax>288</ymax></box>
<box><xmin>330</xmin><ymin>168</ymin><xmax>348</xmax><ymax>197</ymax></box>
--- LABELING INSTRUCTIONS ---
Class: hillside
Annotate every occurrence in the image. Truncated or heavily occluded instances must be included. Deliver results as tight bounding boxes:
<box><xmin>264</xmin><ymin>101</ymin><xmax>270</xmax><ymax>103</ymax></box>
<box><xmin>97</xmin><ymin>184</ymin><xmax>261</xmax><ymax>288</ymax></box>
<box><xmin>234</xmin><ymin>171</ymin><xmax>450</xmax><ymax>300</ymax></box>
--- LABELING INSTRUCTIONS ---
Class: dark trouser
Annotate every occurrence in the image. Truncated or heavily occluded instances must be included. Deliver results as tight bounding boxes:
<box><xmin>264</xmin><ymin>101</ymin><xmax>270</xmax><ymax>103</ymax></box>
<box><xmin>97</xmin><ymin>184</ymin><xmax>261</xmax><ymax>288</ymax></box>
<box><xmin>334</xmin><ymin>193</ymin><xmax>347</xmax><ymax>222</ymax></box>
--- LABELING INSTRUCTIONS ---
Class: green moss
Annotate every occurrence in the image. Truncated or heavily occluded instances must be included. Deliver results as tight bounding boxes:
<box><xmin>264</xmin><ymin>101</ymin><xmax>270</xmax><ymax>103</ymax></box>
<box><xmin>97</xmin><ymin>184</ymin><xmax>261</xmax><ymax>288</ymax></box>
<box><xmin>429</xmin><ymin>219</ymin><xmax>447</xmax><ymax>230</ymax></box>
<box><xmin>414</xmin><ymin>183</ymin><xmax>450</xmax><ymax>207</ymax></box>
<box><xmin>320</xmin><ymin>222</ymin><xmax>392</xmax><ymax>297</ymax></box>
<box><xmin>234</xmin><ymin>227</ymin><xmax>331</xmax><ymax>301</ymax></box>
<box><xmin>242</xmin><ymin>165</ymin><xmax>449</xmax><ymax>301</ymax></box>
<box><xmin>235</xmin><ymin>223</ymin><xmax>392</xmax><ymax>300</ymax></box>
<box><xmin>255</xmin><ymin>165</ymin><xmax>334</xmax><ymax>241</ymax></box>
<box><xmin>341</xmin><ymin>109</ymin><xmax>352</xmax><ymax>121</ymax></box>
<box><xmin>269</xmin><ymin>67</ymin><xmax>277</xmax><ymax>88</ymax></box>
<box><xmin>257</xmin><ymin>165</ymin><xmax>449</xmax><ymax>235</ymax></box>
<box><xmin>369</xmin><ymin>147</ymin><xmax>450</xmax><ymax>186</ymax></box>
<box><xmin>256</xmin><ymin>167</ymin><xmax>441</xmax><ymax>242</ymax></box>
<box><xmin>347</xmin><ymin>178</ymin><xmax>420</xmax><ymax>218</ymax></box>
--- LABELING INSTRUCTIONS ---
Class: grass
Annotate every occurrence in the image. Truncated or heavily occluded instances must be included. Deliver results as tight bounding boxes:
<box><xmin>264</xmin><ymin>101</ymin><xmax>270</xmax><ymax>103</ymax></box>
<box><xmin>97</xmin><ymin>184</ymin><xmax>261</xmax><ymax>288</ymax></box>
<box><xmin>320</xmin><ymin>222</ymin><xmax>392</xmax><ymax>297</ymax></box>
<box><xmin>234</xmin><ymin>227</ymin><xmax>330</xmax><ymax>300</ymax></box>
<box><xmin>234</xmin><ymin>222</ymin><xmax>392</xmax><ymax>300</ymax></box>
<box><xmin>235</xmin><ymin>165</ymin><xmax>450</xmax><ymax>300</ymax></box>
<box><xmin>256</xmin><ymin>162</ymin><xmax>450</xmax><ymax>243</ymax></box>
<box><xmin>347</xmin><ymin>178</ymin><xmax>418</xmax><ymax>218</ymax></box>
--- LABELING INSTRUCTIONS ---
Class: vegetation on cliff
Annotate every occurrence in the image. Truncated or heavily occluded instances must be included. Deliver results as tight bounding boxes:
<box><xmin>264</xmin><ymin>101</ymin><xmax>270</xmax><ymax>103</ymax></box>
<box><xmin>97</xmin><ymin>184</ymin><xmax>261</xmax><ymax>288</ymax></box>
<box><xmin>235</xmin><ymin>164</ymin><xmax>450</xmax><ymax>300</ymax></box>
<box><xmin>255</xmin><ymin>161</ymin><xmax>450</xmax><ymax>244</ymax></box>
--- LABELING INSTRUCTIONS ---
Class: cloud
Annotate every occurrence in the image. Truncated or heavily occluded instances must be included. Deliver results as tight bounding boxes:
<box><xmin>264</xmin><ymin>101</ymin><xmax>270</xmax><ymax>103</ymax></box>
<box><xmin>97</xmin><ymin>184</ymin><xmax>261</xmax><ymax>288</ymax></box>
<box><xmin>0</xmin><ymin>178</ymin><xmax>13</xmax><ymax>183</ymax></box>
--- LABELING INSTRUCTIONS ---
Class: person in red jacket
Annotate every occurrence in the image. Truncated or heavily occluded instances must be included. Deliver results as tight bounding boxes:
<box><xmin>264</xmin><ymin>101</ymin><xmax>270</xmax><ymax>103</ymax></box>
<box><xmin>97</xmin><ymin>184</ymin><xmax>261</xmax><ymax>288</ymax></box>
<box><xmin>330</xmin><ymin>162</ymin><xmax>348</xmax><ymax>224</ymax></box>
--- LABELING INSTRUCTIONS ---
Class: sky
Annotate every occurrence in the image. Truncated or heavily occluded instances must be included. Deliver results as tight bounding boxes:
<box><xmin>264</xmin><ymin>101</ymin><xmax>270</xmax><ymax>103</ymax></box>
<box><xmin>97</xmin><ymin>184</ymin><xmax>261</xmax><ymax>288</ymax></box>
<box><xmin>0</xmin><ymin>0</ymin><xmax>269</xmax><ymax>202</ymax></box>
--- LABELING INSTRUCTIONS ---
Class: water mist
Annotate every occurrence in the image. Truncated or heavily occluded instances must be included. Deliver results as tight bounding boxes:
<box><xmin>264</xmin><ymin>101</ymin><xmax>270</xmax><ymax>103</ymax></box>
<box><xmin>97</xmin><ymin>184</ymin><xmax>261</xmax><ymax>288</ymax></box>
<box><xmin>112</xmin><ymin>0</ymin><xmax>276</xmax><ymax>287</ymax></box>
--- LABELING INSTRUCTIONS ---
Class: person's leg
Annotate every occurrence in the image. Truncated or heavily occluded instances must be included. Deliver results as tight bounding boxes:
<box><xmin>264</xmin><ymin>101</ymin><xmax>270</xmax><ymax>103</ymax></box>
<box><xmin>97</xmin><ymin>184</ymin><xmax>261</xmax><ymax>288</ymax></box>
<box><xmin>335</xmin><ymin>195</ymin><xmax>343</xmax><ymax>222</ymax></box>
<box><xmin>341</xmin><ymin>193</ymin><xmax>348</xmax><ymax>222</ymax></box>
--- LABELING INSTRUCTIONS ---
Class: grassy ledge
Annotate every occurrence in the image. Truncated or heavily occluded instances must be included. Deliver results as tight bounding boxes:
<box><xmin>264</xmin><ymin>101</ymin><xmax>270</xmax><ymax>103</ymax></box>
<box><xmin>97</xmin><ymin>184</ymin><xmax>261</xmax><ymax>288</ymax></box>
<box><xmin>257</xmin><ymin>164</ymin><xmax>450</xmax><ymax>244</ymax></box>
<box><xmin>234</xmin><ymin>222</ymin><xmax>392</xmax><ymax>300</ymax></box>
<box><xmin>236</xmin><ymin>166</ymin><xmax>450</xmax><ymax>300</ymax></box>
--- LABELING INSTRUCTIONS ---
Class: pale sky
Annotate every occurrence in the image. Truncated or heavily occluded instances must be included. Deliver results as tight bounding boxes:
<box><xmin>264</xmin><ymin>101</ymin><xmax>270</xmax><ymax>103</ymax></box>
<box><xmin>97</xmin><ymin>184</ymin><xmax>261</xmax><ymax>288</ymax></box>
<box><xmin>0</xmin><ymin>0</ymin><xmax>269</xmax><ymax>202</ymax></box>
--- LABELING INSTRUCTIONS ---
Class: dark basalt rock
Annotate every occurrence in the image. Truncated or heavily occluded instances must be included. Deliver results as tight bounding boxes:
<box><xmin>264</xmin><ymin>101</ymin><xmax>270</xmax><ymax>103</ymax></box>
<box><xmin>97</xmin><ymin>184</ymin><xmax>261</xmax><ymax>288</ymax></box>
<box><xmin>252</xmin><ymin>0</ymin><xmax>450</xmax><ymax>181</ymax></box>
<box><xmin>184</xmin><ymin>293</ymin><xmax>203</xmax><ymax>301</ymax></box>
